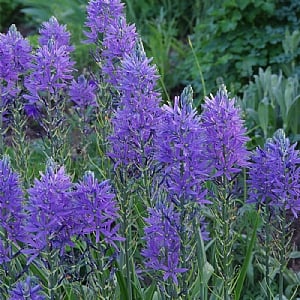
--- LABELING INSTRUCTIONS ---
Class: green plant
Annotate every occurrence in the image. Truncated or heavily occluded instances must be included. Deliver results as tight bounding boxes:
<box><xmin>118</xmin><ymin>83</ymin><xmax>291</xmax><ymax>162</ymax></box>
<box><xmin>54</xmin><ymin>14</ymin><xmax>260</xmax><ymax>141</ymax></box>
<box><xmin>0</xmin><ymin>0</ymin><xmax>22</xmax><ymax>31</ymax></box>
<box><xmin>179</xmin><ymin>0</ymin><xmax>300</xmax><ymax>100</ymax></box>
<box><xmin>240</xmin><ymin>67</ymin><xmax>300</xmax><ymax>147</ymax></box>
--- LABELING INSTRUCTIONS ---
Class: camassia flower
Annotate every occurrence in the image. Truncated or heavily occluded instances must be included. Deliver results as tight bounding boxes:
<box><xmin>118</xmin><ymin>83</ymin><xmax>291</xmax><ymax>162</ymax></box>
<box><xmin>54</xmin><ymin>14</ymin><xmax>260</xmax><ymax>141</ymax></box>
<box><xmin>22</xmin><ymin>163</ymin><xmax>74</xmax><ymax>262</ymax></box>
<box><xmin>69</xmin><ymin>74</ymin><xmax>98</xmax><ymax>109</ymax></box>
<box><xmin>141</xmin><ymin>203</ymin><xmax>187</xmax><ymax>285</ymax></box>
<box><xmin>108</xmin><ymin>45</ymin><xmax>161</xmax><ymax>171</ymax></box>
<box><xmin>84</xmin><ymin>0</ymin><xmax>125</xmax><ymax>43</ymax></box>
<box><xmin>24</xmin><ymin>17</ymin><xmax>74</xmax><ymax>117</ymax></box>
<box><xmin>9</xmin><ymin>276</ymin><xmax>45</xmax><ymax>300</ymax></box>
<box><xmin>248</xmin><ymin>129</ymin><xmax>300</xmax><ymax>217</ymax></box>
<box><xmin>39</xmin><ymin>16</ymin><xmax>73</xmax><ymax>52</ymax></box>
<box><xmin>155</xmin><ymin>86</ymin><xmax>209</xmax><ymax>205</ymax></box>
<box><xmin>102</xmin><ymin>16</ymin><xmax>137</xmax><ymax>85</ymax></box>
<box><xmin>200</xmin><ymin>87</ymin><xmax>249</xmax><ymax>180</ymax></box>
<box><xmin>0</xmin><ymin>156</ymin><xmax>24</xmax><ymax>242</ymax></box>
<box><xmin>0</xmin><ymin>24</ymin><xmax>31</xmax><ymax>104</ymax></box>
<box><xmin>85</xmin><ymin>0</ymin><xmax>137</xmax><ymax>85</ymax></box>
<box><xmin>73</xmin><ymin>171</ymin><xmax>123</xmax><ymax>247</ymax></box>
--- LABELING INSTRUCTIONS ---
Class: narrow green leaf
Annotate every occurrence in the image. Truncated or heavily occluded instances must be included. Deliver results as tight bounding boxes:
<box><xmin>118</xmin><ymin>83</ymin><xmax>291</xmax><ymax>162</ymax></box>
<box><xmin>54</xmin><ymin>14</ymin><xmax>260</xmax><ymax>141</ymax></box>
<box><xmin>115</xmin><ymin>269</ymin><xmax>129</xmax><ymax>300</ymax></box>
<box><xmin>144</xmin><ymin>283</ymin><xmax>156</xmax><ymax>300</ymax></box>
<box><xmin>258</xmin><ymin>98</ymin><xmax>269</xmax><ymax>138</ymax></box>
<box><xmin>234</xmin><ymin>210</ymin><xmax>260</xmax><ymax>300</ymax></box>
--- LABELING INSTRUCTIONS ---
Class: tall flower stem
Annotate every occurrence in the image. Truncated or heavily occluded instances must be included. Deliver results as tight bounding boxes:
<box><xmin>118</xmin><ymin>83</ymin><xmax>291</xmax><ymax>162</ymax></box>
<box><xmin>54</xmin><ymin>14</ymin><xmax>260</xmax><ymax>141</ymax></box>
<box><xmin>214</xmin><ymin>176</ymin><xmax>234</xmax><ymax>300</ymax></box>
<box><xmin>179</xmin><ymin>199</ymin><xmax>188</xmax><ymax>297</ymax></box>
<box><xmin>278</xmin><ymin>208</ymin><xmax>287</xmax><ymax>300</ymax></box>
<box><xmin>264</xmin><ymin>202</ymin><xmax>271</xmax><ymax>300</ymax></box>
<box><xmin>11</xmin><ymin>101</ymin><xmax>30</xmax><ymax>187</ymax></box>
<box><xmin>221</xmin><ymin>178</ymin><xmax>232</xmax><ymax>300</ymax></box>
<box><xmin>117</xmin><ymin>173</ymin><xmax>133</xmax><ymax>300</ymax></box>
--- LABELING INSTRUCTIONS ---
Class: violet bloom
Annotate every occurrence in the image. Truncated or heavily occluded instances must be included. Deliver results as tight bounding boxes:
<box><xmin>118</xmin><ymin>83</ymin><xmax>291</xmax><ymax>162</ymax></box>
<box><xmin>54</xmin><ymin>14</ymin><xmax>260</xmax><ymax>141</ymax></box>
<box><xmin>141</xmin><ymin>203</ymin><xmax>187</xmax><ymax>285</ymax></box>
<box><xmin>24</xmin><ymin>18</ymin><xmax>74</xmax><ymax>117</ymax></box>
<box><xmin>39</xmin><ymin>16</ymin><xmax>74</xmax><ymax>52</ymax></box>
<box><xmin>0</xmin><ymin>24</ymin><xmax>31</xmax><ymax>104</ymax></box>
<box><xmin>248</xmin><ymin>129</ymin><xmax>300</xmax><ymax>217</ymax></box>
<box><xmin>155</xmin><ymin>86</ymin><xmax>209</xmax><ymax>205</ymax></box>
<box><xmin>84</xmin><ymin>0</ymin><xmax>124</xmax><ymax>43</ymax></box>
<box><xmin>117</xmin><ymin>43</ymin><xmax>160</xmax><ymax>106</ymax></box>
<box><xmin>102</xmin><ymin>17</ymin><xmax>137</xmax><ymax>85</ymax></box>
<box><xmin>69</xmin><ymin>74</ymin><xmax>98</xmax><ymax>108</ymax></box>
<box><xmin>84</xmin><ymin>0</ymin><xmax>137</xmax><ymax>85</ymax></box>
<box><xmin>108</xmin><ymin>45</ymin><xmax>162</xmax><ymax>171</ymax></box>
<box><xmin>74</xmin><ymin>171</ymin><xmax>123</xmax><ymax>247</ymax></box>
<box><xmin>9</xmin><ymin>276</ymin><xmax>45</xmax><ymax>300</ymax></box>
<box><xmin>22</xmin><ymin>163</ymin><xmax>74</xmax><ymax>262</ymax></box>
<box><xmin>200</xmin><ymin>87</ymin><xmax>249</xmax><ymax>180</ymax></box>
<box><xmin>0</xmin><ymin>156</ymin><xmax>24</xmax><ymax>242</ymax></box>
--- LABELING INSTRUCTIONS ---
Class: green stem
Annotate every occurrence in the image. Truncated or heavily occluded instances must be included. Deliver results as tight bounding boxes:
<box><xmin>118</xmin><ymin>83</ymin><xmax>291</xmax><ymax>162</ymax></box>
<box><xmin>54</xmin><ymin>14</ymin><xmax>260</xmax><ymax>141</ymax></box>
<box><xmin>194</xmin><ymin>219</ymin><xmax>208</xmax><ymax>300</ymax></box>
<box><xmin>222</xmin><ymin>190</ymin><xmax>231</xmax><ymax>300</ymax></box>
<box><xmin>265</xmin><ymin>203</ymin><xmax>271</xmax><ymax>300</ymax></box>
<box><xmin>279</xmin><ymin>208</ymin><xmax>287</xmax><ymax>300</ymax></box>
<box><xmin>124</xmin><ymin>215</ymin><xmax>132</xmax><ymax>300</ymax></box>
<box><xmin>119</xmin><ymin>177</ymin><xmax>132</xmax><ymax>300</ymax></box>
<box><xmin>179</xmin><ymin>202</ymin><xmax>187</xmax><ymax>296</ymax></box>
<box><xmin>47</xmin><ymin>250</ymin><xmax>55</xmax><ymax>300</ymax></box>
<box><xmin>216</xmin><ymin>176</ymin><xmax>233</xmax><ymax>300</ymax></box>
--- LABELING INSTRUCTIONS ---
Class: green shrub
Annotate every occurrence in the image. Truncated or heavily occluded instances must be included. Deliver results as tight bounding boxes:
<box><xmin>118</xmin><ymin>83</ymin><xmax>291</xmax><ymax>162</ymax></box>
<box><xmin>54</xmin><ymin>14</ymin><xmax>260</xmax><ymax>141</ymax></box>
<box><xmin>181</xmin><ymin>0</ymin><xmax>300</xmax><ymax>99</ymax></box>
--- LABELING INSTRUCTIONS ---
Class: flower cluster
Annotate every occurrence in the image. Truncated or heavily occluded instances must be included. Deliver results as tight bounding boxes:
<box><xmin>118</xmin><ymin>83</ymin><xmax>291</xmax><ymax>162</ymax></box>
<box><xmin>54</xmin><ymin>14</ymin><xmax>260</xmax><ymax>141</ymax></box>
<box><xmin>109</xmin><ymin>45</ymin><xmax>162</xmax><ymax>171</ymax></box>
<box><xmin>142</xmin><ymin>203</ymin><xmax>187</xmax><ymax>285</ymax></box>
<box><xmin>155</xmin><ymin>86</ymin><xmax>208</xmax><ymax>205</ymax></box>
<box><xmin>74</xmin><ymin>171</ymin><xmax>123</xmax><ymax>247</ymax></box>
<box><xmin>9</xmin><ymin>277</ymin><xmax>45</xmax><ymax>300</ymax></box>
<box><xmin>69</xmin><ymin>74</ymin><xmax>98</xmax><ymax>109</ymax></box>
<box><xmin>0</xmin><ymin>156</ymin><xmax>24</xmax><ymax>242</ymax></box>
<box><xmin>39</xmin><ymin>16</ymin><xmax>74</xmax><ymax>51</ymax></box>
<box><xmin>22</xmin><ymin>163</ymin><xmax>74</xmax><ymax>261</ymax></box>
<box><xmin>85</xmin><ymin>0</ymin><xmax>137</xmax><ymax>84</ymax></box>
<box><xmin>102</xmin><ymin>17</ymin><xmax>137</xmax><ymax>85</ymax></box>
<box><xmin>248</xmin><ymin>129</ymin><xmax>300</xmax><ymax>217</ymax></box>
<box><xmin>84</xmin><ymin>0</ymin><xmax>125</xmax><ymax>43</ymax></box>
<box><xmin>0</xmin><ymin>25</ymin><xmax>31</xmax><ymax>105</ymax></box>
<box><xmin>24</xmin><ymin>17</ymin><xmax>74</xmax><ymax>117</ymax></box>
<box><xmin>200</xmin><ymin>87</ymin><xmax>249</xmax><ymax>180</ymax></box>
<box><xmin>19</xmin><ymin>160</ymin><xmax>122</xmax><ymax>264</ymax></box>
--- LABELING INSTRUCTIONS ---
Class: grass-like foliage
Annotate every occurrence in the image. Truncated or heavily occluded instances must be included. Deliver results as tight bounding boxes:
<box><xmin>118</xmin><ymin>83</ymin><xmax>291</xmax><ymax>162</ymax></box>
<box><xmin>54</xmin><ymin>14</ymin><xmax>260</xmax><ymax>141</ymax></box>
<box><xmin>0</xmin><ymin>1</ymin><xmax>299</xmax><ymax>299</ymax></box>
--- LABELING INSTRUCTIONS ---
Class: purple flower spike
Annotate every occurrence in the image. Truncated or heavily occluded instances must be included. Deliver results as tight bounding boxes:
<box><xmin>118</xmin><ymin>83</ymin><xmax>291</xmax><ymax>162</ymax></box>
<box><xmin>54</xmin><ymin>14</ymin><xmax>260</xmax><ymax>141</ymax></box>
<box><xmin>155</xmin><ymin>86</ymin><xmax>209</xmax><ymax>205</ymax></box>
<box><xmin>69</xmin><ymin>74</ymin><xmax>98</xmax><ymax>108</ymax></box>
<box><xmin>84</xmin><ymin>0</ymin><xmax>125</xmax><ymax>43</ymax></box>
<box><xmin>200</xmin><ymin>86</ymin><xmax>249</xmax><ymax>180</ymax></box>
<box><xmin>248</xmin><ymin>129</ymin><xmax>300</xmax><ymax>217</ymax></box>
<box><xmin>108</xmin><ymin>44</ymin><xmax>162</xmax><ymax>171</ymax></box>
<box><xmin>74</xmin><ymin>171</ymin><xmax>123</xmax><ymax>247</ymax></box>
<box><xmin>0</xmin><ymin>156</ymin><xmax>24</xmax><ymax>242</ymax></box>
<box><xmin>0</xmin><ymin>25</ymin><xmax>31</xmax><ymax>104</ymax></box>
<box><xmin>102</xmin><ymin>17</ymin><xmax>137</xmax><ymax>84</ymax></box>
<box><xmin>142</xmin><ymin>203</ymin><xmax>187</xmax><ymax>285</ymax></box>
<box><xmin>9</xmin><ymin>276</ymin><xmax>45</xmax><ymax>300</ymax></box>
<box><xmin>39</xmin><ymin>16</ymin><xmax>74</xmax><ymax>52</ymax></box>
<box><xmin>24</xmin><ymin>18</ymin><xmax>74</xmax><ymax>117</ymax></box>
<box><xmin>22</xmin><ymin>162</ymin><xmax>74</xmax><ymax>261</ymax></box>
